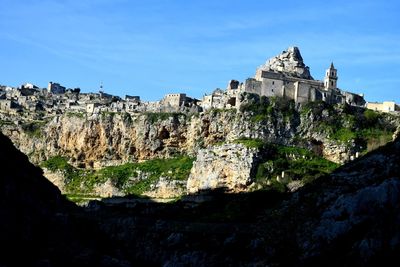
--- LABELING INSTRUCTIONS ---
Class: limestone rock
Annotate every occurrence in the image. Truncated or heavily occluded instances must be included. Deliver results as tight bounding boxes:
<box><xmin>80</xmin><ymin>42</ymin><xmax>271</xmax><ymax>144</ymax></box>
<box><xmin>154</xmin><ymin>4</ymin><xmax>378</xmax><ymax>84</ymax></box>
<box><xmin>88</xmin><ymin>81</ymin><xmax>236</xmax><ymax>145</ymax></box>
<box><xmin>187</xmin><ymin>143</ymin><xmax>258</xmax><ymax>193</ymax></box>
<box><xmin>144</xmin><ymin>177</ymin><xmax>186</xmax><ymax>198</ymax></box>
<box><xmin>43</xmin><ymin>168</ymin><xmax>66</xmax><ymax>192</ymax></box>
<box><xmin>93</xmin><ymin>179</ymin><xmax>124</xmax><ymax>198</ymax></box>
<box><xmin>258</xmin><ymin>46</ymin><xmax>313</xmax><ymax>79</ymax></box>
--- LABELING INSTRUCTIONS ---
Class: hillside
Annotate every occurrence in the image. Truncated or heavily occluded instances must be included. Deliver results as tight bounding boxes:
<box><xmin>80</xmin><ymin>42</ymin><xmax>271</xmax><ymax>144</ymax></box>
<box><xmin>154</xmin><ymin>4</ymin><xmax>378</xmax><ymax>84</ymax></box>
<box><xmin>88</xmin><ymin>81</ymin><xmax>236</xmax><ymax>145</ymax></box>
<box><xmin>1</xmin><ymin>96</ymin><xmax>398</xmax><ymax>199</ymax></box>
<box><xmin>0</xmin><ymin>132</ymin><xmax>134</xmax><ymax>266</ymax></box>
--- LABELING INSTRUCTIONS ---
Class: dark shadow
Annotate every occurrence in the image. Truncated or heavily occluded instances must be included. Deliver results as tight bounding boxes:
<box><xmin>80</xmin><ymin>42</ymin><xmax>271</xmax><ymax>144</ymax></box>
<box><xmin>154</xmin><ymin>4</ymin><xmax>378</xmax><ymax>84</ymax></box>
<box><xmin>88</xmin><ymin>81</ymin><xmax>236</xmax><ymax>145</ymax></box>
<box><xmin>2</xmin><ymin>129</ymin><xmax>400</xmax><ymax>266</ymax></box>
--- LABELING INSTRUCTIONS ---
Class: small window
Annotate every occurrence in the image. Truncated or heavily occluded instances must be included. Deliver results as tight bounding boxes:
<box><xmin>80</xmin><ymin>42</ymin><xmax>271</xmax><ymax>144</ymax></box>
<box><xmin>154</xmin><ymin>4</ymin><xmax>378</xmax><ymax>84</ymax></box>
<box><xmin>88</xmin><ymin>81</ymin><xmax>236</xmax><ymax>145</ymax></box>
<box><xmin>272</xmin><ymin>81</ymin><xmax>275</xmax><ymax>85</ymax></box>
<box><xmin>331</xmin><ymin>81</ymin><xmax>333</xmax><ymax>86</ymax></box>
<box><xmin>272</xmin><ymin>89</ymin><xmax>274</xmax><ymax>92</ymax></box>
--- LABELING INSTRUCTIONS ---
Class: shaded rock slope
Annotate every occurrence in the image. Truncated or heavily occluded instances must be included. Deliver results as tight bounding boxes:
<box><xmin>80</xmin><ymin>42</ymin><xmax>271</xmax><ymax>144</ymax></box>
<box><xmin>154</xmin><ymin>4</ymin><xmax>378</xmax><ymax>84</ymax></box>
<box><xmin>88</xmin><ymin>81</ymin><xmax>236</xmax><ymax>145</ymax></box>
<box><xmin>0</xmin><ymin>132</ymin><xmax>135</xmax><ymax>267</ymax></box>
<box><xmin>88</xmin><ymin>136</ymin><xmax>400</xmax><ymax>266</ymax></box>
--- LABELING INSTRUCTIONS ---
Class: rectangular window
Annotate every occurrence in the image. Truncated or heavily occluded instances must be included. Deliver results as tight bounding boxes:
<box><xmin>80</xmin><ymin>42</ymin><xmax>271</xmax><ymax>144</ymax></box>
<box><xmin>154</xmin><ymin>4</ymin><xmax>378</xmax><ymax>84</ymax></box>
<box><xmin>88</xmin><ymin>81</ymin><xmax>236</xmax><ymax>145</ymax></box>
<box><xmin>272</xmin><ymin>81</ymin><xmax>275</xmax><ymax>85</ymax></box>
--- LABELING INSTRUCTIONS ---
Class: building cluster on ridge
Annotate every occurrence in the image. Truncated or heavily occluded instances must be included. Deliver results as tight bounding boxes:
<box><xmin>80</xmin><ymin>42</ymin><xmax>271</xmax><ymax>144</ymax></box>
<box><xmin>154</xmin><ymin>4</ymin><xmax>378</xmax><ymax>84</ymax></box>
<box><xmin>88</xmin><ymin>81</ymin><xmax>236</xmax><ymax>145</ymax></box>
<box><xmin>0</xmin><ymin>47</ymin><xmax>398</xmax><ymax>117</ymax></box>
<box><xmin>202</xmin><ymin>47</ymin><xmax>367</xmax><ymax>110</ymax></box>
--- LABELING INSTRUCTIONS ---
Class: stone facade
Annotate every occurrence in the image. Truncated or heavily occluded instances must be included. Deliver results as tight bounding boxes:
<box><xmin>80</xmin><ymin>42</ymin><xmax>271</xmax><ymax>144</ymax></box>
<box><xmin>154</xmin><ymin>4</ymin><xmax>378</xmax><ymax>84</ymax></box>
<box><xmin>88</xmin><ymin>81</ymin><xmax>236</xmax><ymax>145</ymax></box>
<box><xmin>0</xmin><ymin>99</ymin><xmax>19</xmax><ymax>111</ymax></box>
<box><xmin>366</xmin><ymin>101</ymin><xmax>399</xmax><ymax>113</ymax></box>
<box><xmin>47</xmin><ymin>82</ymin><xmax>66</xmax><ymax>94</ymax></box>
<box><xmin>162</xmin><ymin>93</ymin><xmax>187</xmax><ymax>107</ymax></box>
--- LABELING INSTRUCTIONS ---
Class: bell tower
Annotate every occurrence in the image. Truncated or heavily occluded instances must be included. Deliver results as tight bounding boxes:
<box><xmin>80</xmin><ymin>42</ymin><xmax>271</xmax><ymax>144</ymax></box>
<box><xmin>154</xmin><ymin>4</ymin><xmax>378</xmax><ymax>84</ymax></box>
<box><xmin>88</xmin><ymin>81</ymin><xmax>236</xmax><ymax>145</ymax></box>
<box><xmin>324</xmin><ymin>62</ymin><xmax>337</xmax><ymax>90</ymax></box>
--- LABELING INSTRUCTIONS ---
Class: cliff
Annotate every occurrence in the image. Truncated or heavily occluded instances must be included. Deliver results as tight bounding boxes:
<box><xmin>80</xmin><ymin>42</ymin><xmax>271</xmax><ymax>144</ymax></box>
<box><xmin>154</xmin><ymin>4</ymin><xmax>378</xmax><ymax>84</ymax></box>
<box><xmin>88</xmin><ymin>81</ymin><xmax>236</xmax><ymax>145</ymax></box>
<box><xmin>1</xmin><ymin>96</ymin><xmax>398</xmax><ymax>197</ymax></box>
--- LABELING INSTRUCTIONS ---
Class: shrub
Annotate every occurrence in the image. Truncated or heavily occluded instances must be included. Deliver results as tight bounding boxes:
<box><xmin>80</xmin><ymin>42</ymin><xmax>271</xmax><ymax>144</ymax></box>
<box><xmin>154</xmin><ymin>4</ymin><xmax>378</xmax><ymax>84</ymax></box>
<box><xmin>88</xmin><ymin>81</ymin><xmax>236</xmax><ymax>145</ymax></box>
<box><xmin>42</xmin><ymin>155</ymin><xmax>195</xmax><ymax>196</ymax></box>
<box><xmin>233</xmin><ymin>137</ymin><xmax>265</xmax><ymax>149</ymax></box>
<box><xmin>21</xmin><ymin>121</ymin><xmax>46</xmax><ymax>138</ymax></box>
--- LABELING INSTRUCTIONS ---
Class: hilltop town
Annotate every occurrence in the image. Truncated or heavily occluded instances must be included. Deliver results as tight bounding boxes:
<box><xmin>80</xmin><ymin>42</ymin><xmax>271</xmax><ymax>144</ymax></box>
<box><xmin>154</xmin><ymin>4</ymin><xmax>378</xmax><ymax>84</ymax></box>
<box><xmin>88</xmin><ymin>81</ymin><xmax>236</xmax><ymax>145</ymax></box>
<box><xmin>1</xmin><ymin>47</ymin><xmax>398</xmax><ymax>121</ymax></box>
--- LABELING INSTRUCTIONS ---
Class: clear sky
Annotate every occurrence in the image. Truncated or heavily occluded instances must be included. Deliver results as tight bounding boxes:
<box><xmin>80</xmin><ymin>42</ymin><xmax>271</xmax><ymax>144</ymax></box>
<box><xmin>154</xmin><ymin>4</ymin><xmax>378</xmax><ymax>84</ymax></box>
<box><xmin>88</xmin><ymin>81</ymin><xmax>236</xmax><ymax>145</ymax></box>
<box><xmin>0</xmin><ymin>0</ymin><xmax>399</xmax><ymax>102</ymax></box>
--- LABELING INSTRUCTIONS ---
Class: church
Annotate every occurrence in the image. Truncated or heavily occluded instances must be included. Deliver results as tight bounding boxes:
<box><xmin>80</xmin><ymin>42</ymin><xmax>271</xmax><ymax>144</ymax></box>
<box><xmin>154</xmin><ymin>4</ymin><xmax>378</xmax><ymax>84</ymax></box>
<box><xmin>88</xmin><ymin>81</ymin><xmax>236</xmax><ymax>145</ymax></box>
<box><xmin>201</xmin><ymin>47</ymin><xmax>366</xmax><ymax>110</ymax></box>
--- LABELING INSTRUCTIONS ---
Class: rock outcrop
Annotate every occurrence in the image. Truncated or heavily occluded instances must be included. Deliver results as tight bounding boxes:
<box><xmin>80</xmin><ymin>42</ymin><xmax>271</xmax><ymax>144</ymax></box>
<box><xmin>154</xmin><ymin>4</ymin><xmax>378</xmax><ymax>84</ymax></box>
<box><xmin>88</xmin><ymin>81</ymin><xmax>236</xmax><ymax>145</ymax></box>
<box><xmin>187</xmin><ymin>144</ymin><xmax>259</xmax><ymax>193</ymax></box>
<box><xmin>0</xmin><ymin>132</ymin><xmax>133</xmax><ymax>266</ymax></box>
<box><xmin>258</xmin><ymin>46</ymin><xmax>313</xmax><ymax>79</ymax></box>
<box><xmin>144</xmin><ymin>177</ymin><xmax>186</xmax><ymax>198</ymax></box>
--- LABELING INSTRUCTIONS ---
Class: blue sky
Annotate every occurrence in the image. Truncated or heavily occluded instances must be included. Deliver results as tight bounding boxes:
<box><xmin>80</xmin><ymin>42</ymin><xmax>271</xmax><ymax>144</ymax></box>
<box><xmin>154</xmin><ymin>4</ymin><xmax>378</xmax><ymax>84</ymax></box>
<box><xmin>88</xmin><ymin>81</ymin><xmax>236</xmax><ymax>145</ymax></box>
<box><xmin>0</xmin><ymin>0</ymin><xmax>399</xmax><ymax>102</ymax></box>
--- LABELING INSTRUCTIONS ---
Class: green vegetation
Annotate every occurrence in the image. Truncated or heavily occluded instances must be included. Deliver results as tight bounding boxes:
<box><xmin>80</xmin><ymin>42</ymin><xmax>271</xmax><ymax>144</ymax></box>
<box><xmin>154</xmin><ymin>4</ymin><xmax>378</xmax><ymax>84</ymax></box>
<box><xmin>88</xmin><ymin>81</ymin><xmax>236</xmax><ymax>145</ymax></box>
<box><xmin>65</xmin><ymin>193</ymin><xmax>101</xmax><ymax>204</ymax></box>
<box><xmin>144</xmin><ymin>112</ymin><xmax>186</xmax><ymax>124</ymax></box>
<box><xmin>41</xmin><ymin>156</ymin><xmax>72</xmax><ymax>172</ymax></box>
<box><xmin>66</xmin><ymin>112</ymin><xmax>85</xmax><ymax>119</ymax></box>
<box><xmin>41</xmin><ymin>155</ymin><xmax>195</xmax><ymax>197</ymax></box>
<box><xmin>208</xmin><ymin>108</ymin><xmax>236</xmax><ymax>116</ymax></box>
<box><xmin>254</xmin><ymin>144</ymin><xmax>339</xmax><ymax>188</ymax></box>
<box><xmin>233</xmin><ymin>137</ymin><xmax>265</xmax><ymax>149</ymax></box>
<box><xmin>239</xmin><ymin>94</ymin><xmax>296</xmax><ymax>123</ymax></box>
<box><xmin>100</xmin><ymin>111</ymin><xmax>117</xmax><ymax>118</ymax></box>
<box><xmin>21</xmin><ymin>120</ymin><xmax>47</xmax><ymax>138</ymax></box>
<box><xmin>0</xmin><ymin>120</ymin><xmax>13</xmax><ymax>127</ymax></box>
<box><xmin>330</xmin><ymin>128</ymin><xmax>357</xmax><ymax>142</ymax></box>
<box><xmin>122</xmin><ymin>112</ymin><xmax>133</xmax><ymax>123</ymax></box>
<box><xmin>302</xmin><ymin>103</ymin><xmax>396</xmax><ymax>150</ymax></box>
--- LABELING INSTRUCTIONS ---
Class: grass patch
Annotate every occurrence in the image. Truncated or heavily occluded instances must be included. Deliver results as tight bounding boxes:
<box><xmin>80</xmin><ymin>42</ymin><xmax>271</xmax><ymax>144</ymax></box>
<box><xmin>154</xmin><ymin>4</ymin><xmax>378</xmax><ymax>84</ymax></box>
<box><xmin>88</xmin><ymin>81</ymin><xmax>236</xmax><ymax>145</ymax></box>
<box><xmin>66</xmin><ymin>112</ymin><xmax>85</xmax><ymax>119</ymax></box>
<box><xmin>331</xmin><ymin>128</ymin><xmax>357</xmax><ymax>142</ymax></box>
<box><xmin>254</xmin><ymin>144</ymin><xmax>339</xmax><ymax>188</ymax></box>
<box><xmin>41</xmin><ymin>155</ymin><xmax>195</xmax><ymax>197</ymax></box>
<box><xmin>41</xmin><ymin>156</ymin><xmax>72</xmax><ymax>172</ymax></box>
<box><xmin>233</xmin><ymin>137</ymin><xmax>265</xmax><ymax>149</ymax></box>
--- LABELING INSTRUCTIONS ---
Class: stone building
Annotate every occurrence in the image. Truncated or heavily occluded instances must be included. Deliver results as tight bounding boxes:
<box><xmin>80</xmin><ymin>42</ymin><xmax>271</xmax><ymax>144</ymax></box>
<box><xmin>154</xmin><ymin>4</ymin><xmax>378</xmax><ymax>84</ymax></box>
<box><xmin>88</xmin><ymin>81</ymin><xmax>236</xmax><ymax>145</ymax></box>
<box><xmin>0</xmin><ymin>99</ymin><xmax>19</xmax><ymax>112</ymax></box>
<box><xmin>162</xmin><ymin>93</ymin><xmax>187</xmax><ymax>107</ymax></box>
<box><xmin>47</xmin><ymin>82</ymin><xmax>66</xmax><ymax>94</ymax></box>
<box><xmin>366</xmin><ymin>101</ymin><xmax>399</xmax><ymax>112</ymax></box>
<box><xmin>202</xmin><ymin>47</ymin><xmax>366</xmax><ymax>110</ymax></box>
<box><xmin>86</xmin><ymin>103</ymin><xmax>101</xmax><ymax>114</ymax></box>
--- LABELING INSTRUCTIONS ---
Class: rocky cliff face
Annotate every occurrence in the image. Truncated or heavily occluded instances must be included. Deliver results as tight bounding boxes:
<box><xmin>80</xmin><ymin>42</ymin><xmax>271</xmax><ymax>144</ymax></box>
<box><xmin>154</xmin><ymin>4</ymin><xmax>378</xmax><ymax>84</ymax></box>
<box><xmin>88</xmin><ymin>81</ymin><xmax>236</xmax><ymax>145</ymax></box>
<box><xmin>187</xmin><ymin>144</ymin><xmax>259</xmax><ymax>193</ymax></box>
<box><xmin>2</xmin><ymin>101</ymin><xmax>372</xmax><ymax>168</ymax></box>
<box><xmin>1</xmin><ymin>97</ymin><xmax>398</xmax><ymax>197</ymax></box>
<box><xmin>258</xmin><ymin>46</ymin><xmax>313</xmax><ymax>79</ymax></box>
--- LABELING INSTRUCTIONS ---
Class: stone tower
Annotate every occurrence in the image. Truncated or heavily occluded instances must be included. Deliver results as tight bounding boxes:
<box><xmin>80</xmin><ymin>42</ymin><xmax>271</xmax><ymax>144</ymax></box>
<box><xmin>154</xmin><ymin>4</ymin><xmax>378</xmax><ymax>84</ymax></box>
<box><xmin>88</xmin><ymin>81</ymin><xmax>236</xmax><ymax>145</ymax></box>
<box><xmin>324</xmin><ymin>62</ymin><xmax>337</xmax><ymax>90</ymax></box>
